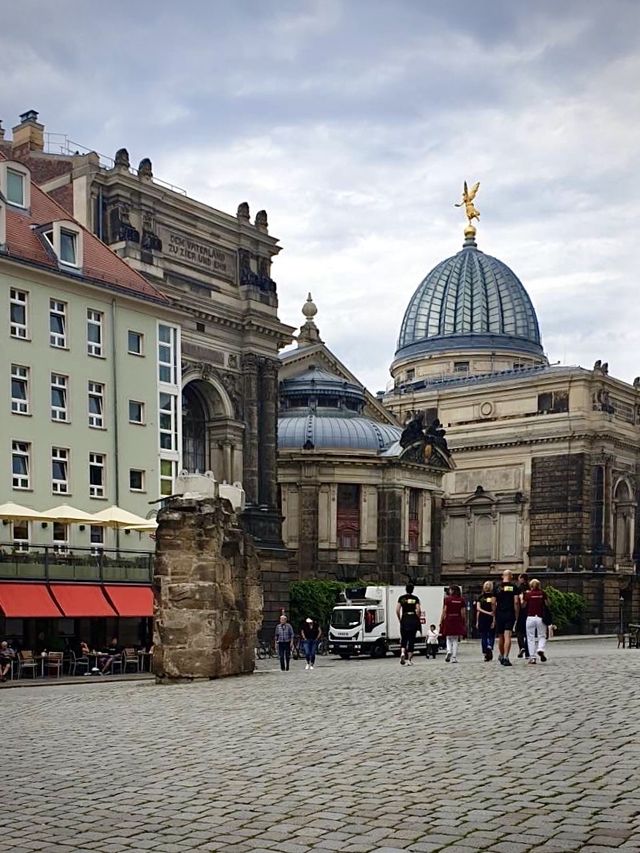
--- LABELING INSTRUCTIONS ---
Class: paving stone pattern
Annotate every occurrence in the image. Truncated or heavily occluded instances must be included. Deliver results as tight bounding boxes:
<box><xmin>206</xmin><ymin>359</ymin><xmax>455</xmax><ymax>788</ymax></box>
<box><xmin>4</xmin><ymin>640</ymin><xmax>640</xmax><ymax>852</ymax></box>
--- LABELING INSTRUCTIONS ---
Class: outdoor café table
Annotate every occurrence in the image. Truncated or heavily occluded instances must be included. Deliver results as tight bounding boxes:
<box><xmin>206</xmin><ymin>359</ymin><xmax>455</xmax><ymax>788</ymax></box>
<box><xmin>38</xmin><ymin>653</ymin><xmax>58</xmax><ymax>678</ymax></box>
<box><xmin>88</xmin><ymin>652</ymin><xmax>105</xmax><ymax>672</ymax></box>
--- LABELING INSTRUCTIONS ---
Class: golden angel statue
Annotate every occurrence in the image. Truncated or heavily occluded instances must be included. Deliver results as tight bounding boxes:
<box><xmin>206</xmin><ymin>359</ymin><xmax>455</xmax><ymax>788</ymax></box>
<box><xmin>455</xmin><ymin>181</ymin><xmax>480</xmax><ymax>227</ymax></box>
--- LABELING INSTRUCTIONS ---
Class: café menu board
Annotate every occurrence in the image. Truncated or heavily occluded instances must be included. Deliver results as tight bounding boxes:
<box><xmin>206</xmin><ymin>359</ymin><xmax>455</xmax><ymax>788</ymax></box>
<box><xmin>159</xmin><ymin>227</ymin><xmax>237</xmax><ymax>283</ymax></box>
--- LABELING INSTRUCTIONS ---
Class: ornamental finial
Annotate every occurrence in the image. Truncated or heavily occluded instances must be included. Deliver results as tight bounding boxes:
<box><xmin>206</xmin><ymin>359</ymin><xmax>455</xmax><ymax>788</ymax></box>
<box><xmin>454</xmin><ymin>180</ymin><xmax>480</xmax><ymax>240</ymax></box>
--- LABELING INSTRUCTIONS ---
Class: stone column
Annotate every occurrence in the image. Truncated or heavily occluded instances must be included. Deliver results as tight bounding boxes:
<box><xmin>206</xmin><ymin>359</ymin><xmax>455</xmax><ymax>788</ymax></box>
<box><xmin>222</xmin><ymin>441</ymin><xmax>232</xmax><ymax>483</ymax></box>
<box><xmin>241</xmin><ymin>354</ymin><xmax>259</xmax><ymax>504</ymax></box>
<box><xmin>153</xmin><ymin>496</ymin><xmax>263</xmax><ymax>681</ymax></box>
<box><xmin>258</xmin><ymin>357</ymin><xmax>279</xmax><ymax>508</ymax></box>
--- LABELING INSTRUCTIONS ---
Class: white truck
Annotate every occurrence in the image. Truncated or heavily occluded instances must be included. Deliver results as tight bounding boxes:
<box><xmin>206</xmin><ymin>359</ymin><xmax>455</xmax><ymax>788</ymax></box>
<box><xmin>328</xmin><ymin>585</ymin><xmax>448</xmax><ymax>658</ymax></box>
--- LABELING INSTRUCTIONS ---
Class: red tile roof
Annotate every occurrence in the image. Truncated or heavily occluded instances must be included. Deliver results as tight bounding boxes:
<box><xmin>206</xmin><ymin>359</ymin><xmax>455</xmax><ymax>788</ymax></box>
<box><xmin>1</xmin><ymin>152</ymin><xmax>168</xmax><ymax>303</ymax></box>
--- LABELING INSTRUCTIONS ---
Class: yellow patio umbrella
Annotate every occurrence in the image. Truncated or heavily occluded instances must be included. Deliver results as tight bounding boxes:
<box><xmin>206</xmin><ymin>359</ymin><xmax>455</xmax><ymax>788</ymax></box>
<box><xmin>38</xmin><ymin>504</ymin><xmax>97</xmax><ymax>523</ymax></box>
<box><xmin>0</xmin><ymin>502</ymin><xmax>46</xmax><ymax>521</ymax></box>
<box><xmin>90</xmin><ymin>505</ymin><xmax>150</xmax><ymax>528</ymax></box>
<box><xmin>122</xmin><ymin>519</ymin><xmax>158</xmax><ymax>533</ymax></box>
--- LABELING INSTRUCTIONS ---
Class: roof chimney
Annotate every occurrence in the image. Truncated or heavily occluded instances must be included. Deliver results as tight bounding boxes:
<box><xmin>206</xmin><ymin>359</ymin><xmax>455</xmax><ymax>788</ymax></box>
<box><xmin>12</xmin><ymin>110</ymin><xmax>44</xmax><ymax>154</ymax></box>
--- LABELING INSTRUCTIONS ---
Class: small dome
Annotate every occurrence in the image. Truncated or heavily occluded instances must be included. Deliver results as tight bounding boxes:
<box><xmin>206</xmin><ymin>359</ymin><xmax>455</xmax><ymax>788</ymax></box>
<box><xmin>278</xmin><ymin>415</ymin><xmax>400</xmax><ymax>452</ymax></box>
<box><xmin>395</xmin><ymin>237</ymin><xmax>543</xmax><ymax>361</ymax></box>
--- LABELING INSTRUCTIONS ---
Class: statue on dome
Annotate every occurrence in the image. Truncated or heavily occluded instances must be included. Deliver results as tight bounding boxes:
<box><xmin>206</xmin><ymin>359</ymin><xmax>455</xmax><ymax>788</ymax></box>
<box><xmin>455</xmin><ymin>180</ymin><xmax>481</xmax><ymax>232</ymax></box>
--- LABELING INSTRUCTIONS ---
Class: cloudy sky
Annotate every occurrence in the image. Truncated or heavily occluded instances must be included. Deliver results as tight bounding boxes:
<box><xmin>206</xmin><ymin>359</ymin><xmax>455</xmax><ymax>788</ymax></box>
<box><xmin>3</xmin><ymin>0</ymin><xmax>639</xmax><ymax>391</ymax></box>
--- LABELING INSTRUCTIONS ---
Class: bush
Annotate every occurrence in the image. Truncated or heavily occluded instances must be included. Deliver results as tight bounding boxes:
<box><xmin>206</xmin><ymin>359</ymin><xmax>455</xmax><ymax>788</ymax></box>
<box><xmin>289</xmin><ymin>580</ymin><xmax>361</xmax><ymax>632</ymax></box>
<box><xmin>545</xmin><ymin>585</ymin><xmax>586</xmax><ymax>633</ymax></box>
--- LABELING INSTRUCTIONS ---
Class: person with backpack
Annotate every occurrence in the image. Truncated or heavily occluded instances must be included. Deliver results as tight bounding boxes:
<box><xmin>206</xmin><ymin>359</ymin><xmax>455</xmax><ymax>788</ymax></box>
<box><xmin>523</xmin><ymin>579</ymin><xmax>548</xmax><ymax>664</ymax></box>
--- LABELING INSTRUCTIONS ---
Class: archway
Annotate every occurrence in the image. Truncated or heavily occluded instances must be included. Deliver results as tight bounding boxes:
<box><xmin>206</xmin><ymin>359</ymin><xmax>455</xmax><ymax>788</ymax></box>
<box><xmin>614</xmin><ymin>479</ymin><xmax>635</xmax><ymax>564</ymax></box>
<box><xmin>182</xmin><ymin>384</ymin><xmax>208</xmax><ymax>474</ymax></box>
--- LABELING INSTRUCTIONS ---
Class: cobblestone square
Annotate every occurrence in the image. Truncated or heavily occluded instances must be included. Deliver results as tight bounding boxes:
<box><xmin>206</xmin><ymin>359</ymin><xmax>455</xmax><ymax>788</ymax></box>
<box><xmin>4</xmin><ymin>640</ymin><xmax>640</xmax><ymax>853</ymax></box>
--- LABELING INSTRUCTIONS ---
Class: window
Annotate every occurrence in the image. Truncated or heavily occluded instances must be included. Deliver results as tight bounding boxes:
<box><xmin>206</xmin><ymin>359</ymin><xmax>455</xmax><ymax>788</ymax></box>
<box><xmin>52</xmin><ymin>522</ymin><xmax>69</xmax><ymax>554</ymax></box>
<box><xmin>10</xmin><ymin>288</ymin><xmax>28</xmax><ymax>339</ymax></box>
<box><xmin>59</xmin><ymin>229</ymin><xmax>78</xmax><ymax>266</ymax></box>
<box><xmin>408</xmin><ymin>489</ymin><xmax>421</xmax><ymax>552</ymax></box>
<box><xmin>130</xmin><ymin>469</ymin><xmax>145</xmax><ymax>492</ymax></box>
<box><xmin>90</xmin><ymin>525</ymin><xmax>104</xmax><ymax>546</ymax></box>
<box><xmin>537</xmin><ymin>390</ymin><xmax>569</xmax><ymax>415</ymax></box>
<box><xmin>159</xmin><ymin>392</ymin><xmax>178</xmax><ymax>450</ymax></box>
<box><xmin>88</xmin><ymin>382</ymin><xmax>104</xmax><ymax>428</ymax></box>
<box><xmin>87</xmin><ymin>309</ymin><xmax>103</xmax><ymax>356</ymax></box>
<box><xmin>89</xmin><ymin>453</ymin><xmax>105</xmax><ymax>498</ymax></box>
<box><xmin>51</xmin><ymin>374</ymin><xmax>68</xmax><ymax>421</ymax></box>
<box><xmin>129</xmin><ymin>400</ymin><xmax>145</xmax><ymax>424</ymax></box>
<box><xmin>406</xmin><ymin>368</ymin><xmax>415</xmax><ymax>382</ymax></box>
<box><xmin>6</xmin><ymin>168</ymin><xmax>25</xmax><ymax>207</ymax></box>
<box><xmin>11</xmin><ymin>441</ymin><xmax>30</xmax><ymax>489</ymax></box>
<box><xmin>160</xmin><ymin>459</ymin><xmax>176</xmax><ymax>497</ymax></box>
<box><xmin>453</xmin><ymin>361</ymin><xmax>470</xmax><ymax>373</ymax></box>
<box><xmin>591</xmin><ymin>466</ymin><xmax>605</xmax><ymax>554</ymax></box>
<box><xmin>12</xmin><ymin>520</ymin><xmax>30</xmax><ymax>553</ymax></box>
<box><xmin>11</xmin><ymin>365</ymin><xmax>29</xmax><ymax>414</ymax></box>
<box><xmin>49</xmin><ymin>300</ymin><xmax>67</xmax><ymax>348</ymax></box>
<box><xmin>128</xmin><ymin>330</ymin><xmax>144</xmax><ymax>355</ymax></box>
<box><xmin>337</xmin><ymin>484</ymin><xmax>360</xmax><ymax>550</ymax></box>
<box><xmin>51</xmin><ymin>447</ymin><xmax>69</xmax><ymax>494</ymax></box>
<box><xmin>158</xmin><ymin>324</ymin><xmax>178</xmax><ymax>384</ymax></box>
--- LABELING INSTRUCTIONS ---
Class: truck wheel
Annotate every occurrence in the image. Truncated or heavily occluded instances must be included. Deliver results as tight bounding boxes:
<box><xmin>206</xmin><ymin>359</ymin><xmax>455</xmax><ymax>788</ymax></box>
<box><xmin>371</xmin><ymin>643</ymin><xmax>386</xmax><ymax>658</ymax></box>
<box><xmin>339</xmin><ymin>653</ymin><xmax>351</xmax><ymax>660</ymax></box>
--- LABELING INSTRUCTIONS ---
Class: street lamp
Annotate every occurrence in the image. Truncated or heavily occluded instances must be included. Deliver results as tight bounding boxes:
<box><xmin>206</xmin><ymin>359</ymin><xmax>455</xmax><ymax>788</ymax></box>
<box><xmin>619</xmin><ymin>595</ymin><xmax>625</xmax><ymax>635</ymax></box>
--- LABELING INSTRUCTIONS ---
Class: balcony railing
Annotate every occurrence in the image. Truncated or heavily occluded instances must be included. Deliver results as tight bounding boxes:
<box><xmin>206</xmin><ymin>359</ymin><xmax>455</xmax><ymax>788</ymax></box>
<box><xmin>0</xmin><ymin>544</ymin><xmax>153</xmax><ymax>584</ymax></box>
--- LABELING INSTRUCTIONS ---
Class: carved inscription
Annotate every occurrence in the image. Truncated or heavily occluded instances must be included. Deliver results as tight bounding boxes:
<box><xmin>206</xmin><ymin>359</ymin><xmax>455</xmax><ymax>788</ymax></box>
<box><xmin>159</xmin><ymin>227</ymin><xmax>237</xmax><ymax>282</ymax></box>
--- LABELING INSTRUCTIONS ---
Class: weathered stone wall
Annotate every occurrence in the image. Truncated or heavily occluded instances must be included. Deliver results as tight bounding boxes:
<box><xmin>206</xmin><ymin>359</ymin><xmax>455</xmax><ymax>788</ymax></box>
<box><xmin>153</xmin><ymin>497</ymin><xmax>263</xmax><ymax>681</ymax></box>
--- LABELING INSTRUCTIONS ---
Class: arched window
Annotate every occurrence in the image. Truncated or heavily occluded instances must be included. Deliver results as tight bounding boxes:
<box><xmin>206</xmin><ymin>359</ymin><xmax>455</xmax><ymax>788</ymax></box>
<box><xmin>182</xmin><ymin>384</ymin><xmax>207</xmax><ymax>473</ymax></box>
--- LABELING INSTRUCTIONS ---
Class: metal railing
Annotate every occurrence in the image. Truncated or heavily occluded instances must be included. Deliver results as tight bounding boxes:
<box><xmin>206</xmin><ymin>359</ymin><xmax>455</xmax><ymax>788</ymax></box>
<box><xmin>0</xmin><ymin>544</ymin><xmax>153</xmax><ymax>584</ymax></box>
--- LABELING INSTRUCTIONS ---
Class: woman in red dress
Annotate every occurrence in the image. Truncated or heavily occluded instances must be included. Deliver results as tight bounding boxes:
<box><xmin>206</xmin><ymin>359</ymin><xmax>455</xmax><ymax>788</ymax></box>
<box><xmin>439</xmin><ymin>585</ymin><xmax>466</xmax><ymax>663</ymax></box>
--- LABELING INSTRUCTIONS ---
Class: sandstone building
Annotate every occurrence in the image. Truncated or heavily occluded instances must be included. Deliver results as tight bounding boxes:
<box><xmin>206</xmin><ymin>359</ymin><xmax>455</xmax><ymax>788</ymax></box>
<box><xmin>278</xmin><ymin>297</ymin><xmax>453</xmax><ymax>584</ymax></box>
<box><xmin>384</xmin><ymin>216</ymin><xmax>640</xmax><ymax>630</ymax></box>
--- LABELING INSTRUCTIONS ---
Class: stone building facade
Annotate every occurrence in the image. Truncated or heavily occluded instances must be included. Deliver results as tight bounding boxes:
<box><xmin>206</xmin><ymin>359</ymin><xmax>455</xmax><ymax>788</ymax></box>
<box><xmin>278</xmin><ymin>298</ymin><xmax>453</xmax><ymax>585</ymax></box>
<box><xmin>1</xmin><ymin>111</ymin><xmax>294</xmax><ymax>629</ymax></box>
<box><xmin>384</xmin><ymin>217</ymin><xmax>640</xmax><ymax>630</ymax></box>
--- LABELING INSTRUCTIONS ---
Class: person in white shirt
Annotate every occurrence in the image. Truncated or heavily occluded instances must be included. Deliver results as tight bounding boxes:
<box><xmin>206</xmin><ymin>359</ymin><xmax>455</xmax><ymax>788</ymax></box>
<box><xmin>426</xmin><ymin>624</ymin><xmax>439</xmax><ymax>659</ymax></box>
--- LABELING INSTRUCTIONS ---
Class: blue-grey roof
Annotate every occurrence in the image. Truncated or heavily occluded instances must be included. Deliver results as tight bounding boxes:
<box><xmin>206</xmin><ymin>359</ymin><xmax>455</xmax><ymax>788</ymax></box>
<box><xmin>395</xmin><ymin>238</ymin><xmax>543</xmax><ymax>360</ymax></box>
<box><xmin>281</xmin><ymin>366</ymin><xmax>363</xmax><ymax>400</ymax></box>
<box><xmin>278</xmin><ymin>415</ymin><xmax>401</xmax><ymax>452</ymax></box>
<box><xmin>390</xmin><ymin>363</ymin><xmax>585</xmax><ymax>395</ymax></box>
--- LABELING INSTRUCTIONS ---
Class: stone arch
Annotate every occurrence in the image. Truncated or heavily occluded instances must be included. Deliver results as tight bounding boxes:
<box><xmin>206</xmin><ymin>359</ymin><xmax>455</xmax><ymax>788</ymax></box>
<box><xmin>181</xmin><ymin>370</ymin><xmax>242</xmax><ymax>484</ymax></box>
<box><xmin>613</xmin><ymin>477</ymin><xmax>635</xmax><ymax>563</ymax></box>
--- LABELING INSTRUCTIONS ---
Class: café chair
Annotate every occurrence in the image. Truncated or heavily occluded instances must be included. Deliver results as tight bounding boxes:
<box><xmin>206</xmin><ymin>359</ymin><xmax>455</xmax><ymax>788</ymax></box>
<box><xmin>122</xmin><ymin>648</ymin><xmax>139</xmax><ymax>673</ymax></box>
<box><xmin>69</xmin><ymin>650</ymin><xmax>90</xmax><ymax>676</ymax></box>
<box><xmin>18</xmin><ymin>650</ymin><xmax>38</xmax><ymax>679</ymax></box>
<box><xmin>46</xmin><ymin>651</ymin><xmax>64</xmax><ymax>678</ymax></box>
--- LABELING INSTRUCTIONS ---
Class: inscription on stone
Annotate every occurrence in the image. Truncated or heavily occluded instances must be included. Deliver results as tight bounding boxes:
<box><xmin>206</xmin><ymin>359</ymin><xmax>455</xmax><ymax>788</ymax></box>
<box><xmin>159</xmin><ymin>227</ymin><xmax>237</xmax><ymax>282</ymax></box>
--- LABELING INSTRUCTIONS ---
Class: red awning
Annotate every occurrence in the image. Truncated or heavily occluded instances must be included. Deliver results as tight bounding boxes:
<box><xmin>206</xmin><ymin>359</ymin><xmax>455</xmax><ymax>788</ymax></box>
<box><xmin>104</xmin><ymin>585</ymin><xmax>153</xmax><ymax>617</ymax></box>
<box><xmin>50</xmin><ymin>584</ymin><xmax>117</xmax><ymax>617</ymax></box>
<box><xmin>0</xmin><ymin>583</ymin><xmax>63</xmax><ymax>618</ymax></box>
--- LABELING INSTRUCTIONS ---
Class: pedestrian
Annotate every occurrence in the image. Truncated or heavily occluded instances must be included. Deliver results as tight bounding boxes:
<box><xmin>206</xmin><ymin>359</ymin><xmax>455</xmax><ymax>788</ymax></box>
<box><xmin>515</xmin><ymin>573</ymin><xmax>530</xmax><ymax>658</ymax></box>
<box><xmin>476</xmin><ymin>581</ymin><xmax>496</xmax><ymax>661</ymax></box>
<box><xmin>426</xmin><ymin>624</ymin><xmax>439</xmax><ymax>658</ymax></box>
<box><xmin>274</xmin><ymin>614</ymin><xmax>294</xmax><ymax>672</ymax></box>
<box><xmin>396</xmin><ymin>583</ymin><xmax>422</xmax><ymax>666</ymax></box>
<box><xmin>494</xmin><ymin>570</ymin><xmax>520</xmax><ymax>667</ymax></box>
<box><xmin>440</xmin><ymin>585</ymin><xmax>466</xmax><ymax>663</ymax></box>
<box><xmin>300</xmin><ymin>617</ymin><xmax>322</xmax><ymax>671</ymax></box>
<box><xmin>0</xmin><ymin>641</ymin><xmax>15</xmax><ymax>682</ymax></box>
<box><xmin>524</xmin><ymin>579</ymin><xmax>548</xmax><ymax>664</ymax></box>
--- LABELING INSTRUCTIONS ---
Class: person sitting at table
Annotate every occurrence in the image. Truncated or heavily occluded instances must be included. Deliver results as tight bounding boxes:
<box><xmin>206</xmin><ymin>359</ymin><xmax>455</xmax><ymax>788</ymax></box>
<box><xmin>80</xmin><ymin>641</ymin><xmax>90</xmax><ymax>657</ymax></box>
<box><xmin>0</xmin><ymin>641</ymin><xmax>15</xmax><ymax>682</ymax></box>
<box><xmin>100</xmin><ymin>637</ymin><xmax>120</xmax><ymax>674</ymax></box>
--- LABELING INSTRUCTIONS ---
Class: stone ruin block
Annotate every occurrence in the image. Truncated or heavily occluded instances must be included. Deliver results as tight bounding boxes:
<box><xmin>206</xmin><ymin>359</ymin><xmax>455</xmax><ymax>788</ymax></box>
<box><xmin>153</xmin><ymin>496</ymin><xmax>262</xmax><ymax>682</ymax></box>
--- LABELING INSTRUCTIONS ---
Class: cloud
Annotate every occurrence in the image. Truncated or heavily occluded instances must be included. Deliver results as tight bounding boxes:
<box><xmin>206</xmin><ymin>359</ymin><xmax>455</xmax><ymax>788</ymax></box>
<box><xmin>1</xmin><ymin>0</ymin><xmax>639</xmax><ymax>390</ymax></box>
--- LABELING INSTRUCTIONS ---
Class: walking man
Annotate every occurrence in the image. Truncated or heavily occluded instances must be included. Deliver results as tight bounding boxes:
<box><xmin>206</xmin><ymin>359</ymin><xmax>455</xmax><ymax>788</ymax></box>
<box><xmin>274</xmin><ymin>614</ymin><xmax>294</xmax><ymax>671</ymax></box>
<box><xmin>396</xmin><ymin>583</ymin><xmax>422</xmax><ymax>666</ymax></box>
<box><xmin>300</xmin><ymin>617</ymin><xmax>322</xmax><ymax>671</ymax></box>
<box><xmin>494</xmin><ymin>570</ymin><xmax>520</xmax><ymax>667</ymax></box>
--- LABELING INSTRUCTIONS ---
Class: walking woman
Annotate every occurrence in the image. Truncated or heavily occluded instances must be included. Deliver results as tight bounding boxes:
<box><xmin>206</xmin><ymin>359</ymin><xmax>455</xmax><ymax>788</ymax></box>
<box><xmin>476</xmin><ymin>581</ymin><xmax>496</xmax><ymax>661</ymax></box>
<box><xmin>300</xmin><ymin>617</ymin><xmax>322</xmax><ymax>671</ymax></box>
<box><xmin>523</xmin><ymin>579</ymin><xmax>548</xmax><ymax>664</ymax></box>
<box><xmin>440</xmin><ymin>585</ymin><xmax>466</xmax><ymax>663</ymax></box>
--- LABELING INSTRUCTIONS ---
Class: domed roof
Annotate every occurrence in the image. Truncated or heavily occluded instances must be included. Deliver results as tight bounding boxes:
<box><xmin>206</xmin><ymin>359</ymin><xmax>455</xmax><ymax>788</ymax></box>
<box><xmin>280</xmin><ymin>365</ymin><xmax>364</xmax><ymax>401</ymax></box>
<box><xmin>395</xmin><ymin>236</ymin><xmax>543</xmax><ymax>360</ymax></box>
<box><xmin>278</xmin><ymin>415</ymin><xmax>400</xmax><ymax>452</ymax></box>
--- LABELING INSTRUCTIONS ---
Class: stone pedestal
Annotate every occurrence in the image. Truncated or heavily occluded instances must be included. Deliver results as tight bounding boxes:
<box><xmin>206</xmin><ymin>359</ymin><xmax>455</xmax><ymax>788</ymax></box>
<box><xmin>153</xmin><ymin>496</ymin><xmax>263</xmax><ymax>682</ymax></box>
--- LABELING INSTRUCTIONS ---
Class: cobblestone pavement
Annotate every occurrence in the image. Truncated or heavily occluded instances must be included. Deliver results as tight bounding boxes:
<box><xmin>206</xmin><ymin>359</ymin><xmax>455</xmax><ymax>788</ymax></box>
<box><xmin>5</xmin><ymin>639</ymin><xmax>640</xmax><ymax>853</ymax></box>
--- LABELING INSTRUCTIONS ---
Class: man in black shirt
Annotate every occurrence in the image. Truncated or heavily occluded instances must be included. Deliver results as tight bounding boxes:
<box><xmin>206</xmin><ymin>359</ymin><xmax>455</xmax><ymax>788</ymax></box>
<box><xmin>494</xmin><ymin>570</ymin><xmax>520</xmax><ymax>667</ymax></box>
<box><xmin>396</xmin><ymin>584</ymin><xmax>422</xmax><ymax>666</ymax></box>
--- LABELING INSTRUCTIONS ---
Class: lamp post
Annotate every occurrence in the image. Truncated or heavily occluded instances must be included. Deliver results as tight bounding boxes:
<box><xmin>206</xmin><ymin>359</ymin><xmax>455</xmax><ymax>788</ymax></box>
<box><xmin>619</xmin><ymin>595</ymin><xmax>625</xmax><ymax>635</ymax></box>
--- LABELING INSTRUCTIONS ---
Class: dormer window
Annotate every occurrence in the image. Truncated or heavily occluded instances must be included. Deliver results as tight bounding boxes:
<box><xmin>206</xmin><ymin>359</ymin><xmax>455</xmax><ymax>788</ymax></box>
<box><xmin>40</xmin><ymin>221</ymin><xmax>83</xmax><ymax>270</ymax></box>
<box><xmin>0</xmin><ymin>161</ymin><xmax>30</xmax><ymax>210</ymax></box>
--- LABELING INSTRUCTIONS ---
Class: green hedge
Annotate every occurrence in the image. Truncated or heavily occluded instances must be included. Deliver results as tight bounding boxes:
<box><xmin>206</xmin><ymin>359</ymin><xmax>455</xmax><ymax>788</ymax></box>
<box><xmin>289</xmin><ymin>580</ymin><xmax>362</xmax><ymax>633</ymax></box>
<box><xmin>545</xmin><ymin>586</ymin><xmax>586</xmax><ymax>633</ymax></box>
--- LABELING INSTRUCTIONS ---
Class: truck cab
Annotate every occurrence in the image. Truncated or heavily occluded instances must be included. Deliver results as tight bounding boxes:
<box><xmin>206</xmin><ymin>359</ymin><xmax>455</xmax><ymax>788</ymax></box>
<box><xmin>329</xmin><ymin>596</ymin><xmax>387</xmax><ymax>658</ymax></box>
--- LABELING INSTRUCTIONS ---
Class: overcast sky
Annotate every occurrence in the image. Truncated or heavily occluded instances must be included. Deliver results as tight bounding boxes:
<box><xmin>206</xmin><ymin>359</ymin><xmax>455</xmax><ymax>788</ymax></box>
<box><xmin>3</xmin><ymin>0</ymin><xmax>639</xmax><ymax>392</ymax></box>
